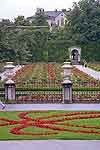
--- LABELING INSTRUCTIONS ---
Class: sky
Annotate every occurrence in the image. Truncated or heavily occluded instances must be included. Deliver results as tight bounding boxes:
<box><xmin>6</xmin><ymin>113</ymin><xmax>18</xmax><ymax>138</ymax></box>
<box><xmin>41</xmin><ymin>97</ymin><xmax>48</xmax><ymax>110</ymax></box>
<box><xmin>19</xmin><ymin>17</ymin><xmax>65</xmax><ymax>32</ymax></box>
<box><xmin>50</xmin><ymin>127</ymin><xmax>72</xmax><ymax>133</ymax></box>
<box><xmin>0</xmin><ymin>0</ymin><xmax>79</xmax><ymax>20</ymax></box>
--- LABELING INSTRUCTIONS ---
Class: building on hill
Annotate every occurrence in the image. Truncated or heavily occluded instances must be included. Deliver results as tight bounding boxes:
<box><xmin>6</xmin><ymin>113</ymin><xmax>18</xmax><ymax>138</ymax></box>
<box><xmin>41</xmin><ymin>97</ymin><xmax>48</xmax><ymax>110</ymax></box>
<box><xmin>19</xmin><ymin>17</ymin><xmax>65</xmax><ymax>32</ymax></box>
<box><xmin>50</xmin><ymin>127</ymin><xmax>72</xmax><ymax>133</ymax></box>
<box><xmin>27</xmin><ymin>9</ymin><xmax>66</xmax><ymax>31</ymax></box>
<box><xmin>45</xmin><ymin>10</ymin><xmax>66</xmax><ymax>30</ymax></box>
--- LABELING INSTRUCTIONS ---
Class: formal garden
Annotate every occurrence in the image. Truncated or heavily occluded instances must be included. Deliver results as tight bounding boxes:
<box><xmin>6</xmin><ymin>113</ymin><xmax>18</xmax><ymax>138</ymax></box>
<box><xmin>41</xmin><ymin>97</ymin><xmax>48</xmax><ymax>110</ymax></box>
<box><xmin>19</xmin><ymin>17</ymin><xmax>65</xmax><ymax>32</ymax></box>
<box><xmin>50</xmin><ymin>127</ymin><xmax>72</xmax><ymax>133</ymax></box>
<box><xmin>0</xmin><ymin>0</ymin><xmax>100</xmax><ymax>142</ymax></box>
<box><xmin>0</xmin><ymin>54</ymin><xmax>99</xmax><ymax>140</ymax></box>
<box><xmin>1</xmin><ymin>110</ymin><xmax>100</xmax><ymax>140</ymax></box>
<box><xmin>0</xmin><ymin>62</ymin><xmax>100</xmax><ymax>104</ymax></box>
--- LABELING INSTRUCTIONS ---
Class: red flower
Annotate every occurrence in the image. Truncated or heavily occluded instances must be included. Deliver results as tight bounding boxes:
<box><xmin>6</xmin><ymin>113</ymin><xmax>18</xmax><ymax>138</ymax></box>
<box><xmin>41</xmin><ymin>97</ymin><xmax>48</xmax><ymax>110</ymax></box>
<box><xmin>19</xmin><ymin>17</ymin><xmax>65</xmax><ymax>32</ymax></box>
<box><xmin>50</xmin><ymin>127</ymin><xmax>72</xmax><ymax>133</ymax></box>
<box><xmin>1</xmin><ymin>111</ymin><xmax>100</xmax><ymax>137</ymax></box>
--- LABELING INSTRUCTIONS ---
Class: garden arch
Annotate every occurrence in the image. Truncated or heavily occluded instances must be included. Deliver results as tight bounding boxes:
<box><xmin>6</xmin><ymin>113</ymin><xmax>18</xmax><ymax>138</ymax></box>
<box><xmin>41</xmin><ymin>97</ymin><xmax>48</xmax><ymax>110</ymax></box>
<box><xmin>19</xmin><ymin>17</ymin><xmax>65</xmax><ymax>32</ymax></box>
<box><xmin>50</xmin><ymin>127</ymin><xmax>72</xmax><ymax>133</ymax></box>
<box><xmin>69</xmin><ymin>47</ymin><xmax>81</xmax><ymax>65</ymax></box>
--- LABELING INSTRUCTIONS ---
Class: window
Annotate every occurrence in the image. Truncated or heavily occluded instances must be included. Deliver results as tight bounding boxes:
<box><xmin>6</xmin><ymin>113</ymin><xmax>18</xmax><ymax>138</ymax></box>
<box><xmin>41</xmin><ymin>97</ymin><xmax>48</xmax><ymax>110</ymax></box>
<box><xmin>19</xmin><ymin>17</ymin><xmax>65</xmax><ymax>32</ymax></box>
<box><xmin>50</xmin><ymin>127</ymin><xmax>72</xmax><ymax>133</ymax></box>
<box><xmin>57</xmin><ymin>20</ymin><xmax>59</xmax><ymax>26</ymax></box>
<box><xmin>61</xmin><ymin>18</ymin><xmax>64</xmax><ymax>26</ymax></box>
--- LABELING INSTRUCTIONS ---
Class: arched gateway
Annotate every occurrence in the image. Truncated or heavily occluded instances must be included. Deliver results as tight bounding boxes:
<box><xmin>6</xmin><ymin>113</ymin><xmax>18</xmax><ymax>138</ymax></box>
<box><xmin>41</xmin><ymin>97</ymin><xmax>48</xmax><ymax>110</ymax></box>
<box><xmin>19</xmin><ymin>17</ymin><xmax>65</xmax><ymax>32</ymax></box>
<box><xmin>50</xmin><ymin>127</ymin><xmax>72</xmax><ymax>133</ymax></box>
<box><xmin>69</xmin><ymin>47</ymin><xmax>81</xmax><ymax>65</ymax></box>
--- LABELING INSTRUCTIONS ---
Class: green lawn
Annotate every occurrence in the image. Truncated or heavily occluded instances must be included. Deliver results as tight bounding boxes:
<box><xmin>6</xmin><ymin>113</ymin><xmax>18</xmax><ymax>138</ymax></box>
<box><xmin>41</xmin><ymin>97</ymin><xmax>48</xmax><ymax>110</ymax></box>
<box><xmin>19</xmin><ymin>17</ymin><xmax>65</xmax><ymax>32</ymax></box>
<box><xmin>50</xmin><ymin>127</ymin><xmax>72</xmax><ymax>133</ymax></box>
<box><xmin>0</xmin><ymin>110</ymin><xmax>100</xmax><ymax>140</ymax></box>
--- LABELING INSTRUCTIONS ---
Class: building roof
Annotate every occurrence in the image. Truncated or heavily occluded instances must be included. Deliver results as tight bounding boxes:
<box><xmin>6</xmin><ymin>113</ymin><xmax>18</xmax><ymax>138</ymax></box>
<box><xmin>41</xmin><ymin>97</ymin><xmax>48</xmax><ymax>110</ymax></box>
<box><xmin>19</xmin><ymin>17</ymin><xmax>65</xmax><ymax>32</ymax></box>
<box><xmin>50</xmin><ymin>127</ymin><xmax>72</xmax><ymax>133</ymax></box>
<box><xmin>45</xmin><ymin>11</ymin><xmax>64</xmax><ymax>18</ymax></box>
<box><xmin>27</xmin><ymin>10</ymin><xmax>66</xmax><ymax>21</ymax></box>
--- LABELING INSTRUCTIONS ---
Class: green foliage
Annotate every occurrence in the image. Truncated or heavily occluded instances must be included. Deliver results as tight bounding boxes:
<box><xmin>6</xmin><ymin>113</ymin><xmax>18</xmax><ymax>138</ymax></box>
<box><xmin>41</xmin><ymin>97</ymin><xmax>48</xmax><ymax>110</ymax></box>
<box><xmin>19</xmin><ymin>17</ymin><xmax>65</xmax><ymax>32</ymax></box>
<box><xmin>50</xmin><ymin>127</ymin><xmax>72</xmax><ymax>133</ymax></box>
<box><xmin>48</xmin><ymin>28</ymin><xmax>69</xmax><ymax>62</ymax></box>
<box><xmin>0</xmin><ymin>3</ymin><xmax>100</xmax><ymax>63</ymax></box>
<box><xmin>33</xmin><ymin>8</ymin><xmax>48</xmax><ymax>26</ymax></box>
<box><xmin>65</xmin><ymin>0</ymin><xmax>100</xmax><ymax>61</ymax></box>
<box><xmin>16</xmin><ymin>87</ymin><xmax>62</xmax><ymax>91</ymax></box>
<box><xmin>73</xmin><ymin>87</ymin><xmax>100</xmax><ymax>91</ymax></box>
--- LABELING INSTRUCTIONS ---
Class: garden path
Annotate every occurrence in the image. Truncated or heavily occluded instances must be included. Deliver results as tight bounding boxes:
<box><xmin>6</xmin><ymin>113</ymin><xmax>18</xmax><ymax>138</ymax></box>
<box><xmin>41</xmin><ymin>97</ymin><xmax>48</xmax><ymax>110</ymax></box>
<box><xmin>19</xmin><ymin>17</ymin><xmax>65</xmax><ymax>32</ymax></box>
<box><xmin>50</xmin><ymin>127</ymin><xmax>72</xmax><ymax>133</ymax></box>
<box><xmin>2</xmin><ymin>103</ymin><xmax>100</xmax><ymax>111</ymax></box>
<box><xmin>75</xmin><ymin>65</ymin><xmax>100</xmax><ymax>80</ymax></box>
<box><xmin>0</xmin><ymin>140</ymin><xmax>100</xmax><ymax>150</ymax></box>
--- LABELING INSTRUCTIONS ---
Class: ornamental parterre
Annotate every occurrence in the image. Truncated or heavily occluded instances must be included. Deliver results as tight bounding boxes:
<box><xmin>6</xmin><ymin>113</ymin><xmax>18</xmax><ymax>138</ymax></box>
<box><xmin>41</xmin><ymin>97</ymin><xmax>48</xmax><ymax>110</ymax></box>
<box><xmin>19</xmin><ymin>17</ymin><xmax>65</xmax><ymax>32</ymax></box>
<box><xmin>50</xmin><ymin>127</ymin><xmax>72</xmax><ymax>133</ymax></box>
<box><xmin>1</xmin><ymin>111</ymin><xmax>100</xmax><ymax>136</ymax></box>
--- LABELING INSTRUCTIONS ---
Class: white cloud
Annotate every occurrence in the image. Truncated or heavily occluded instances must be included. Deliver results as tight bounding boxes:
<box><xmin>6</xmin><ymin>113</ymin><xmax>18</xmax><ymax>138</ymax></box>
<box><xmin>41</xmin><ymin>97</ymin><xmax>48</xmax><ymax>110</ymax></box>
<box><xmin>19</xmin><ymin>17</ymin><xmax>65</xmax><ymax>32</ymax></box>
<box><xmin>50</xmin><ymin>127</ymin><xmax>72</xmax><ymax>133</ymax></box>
<box><xmin>0</xmin><ymin>0</ymin><xmax>79</xmax><ymax>20</ymax></box>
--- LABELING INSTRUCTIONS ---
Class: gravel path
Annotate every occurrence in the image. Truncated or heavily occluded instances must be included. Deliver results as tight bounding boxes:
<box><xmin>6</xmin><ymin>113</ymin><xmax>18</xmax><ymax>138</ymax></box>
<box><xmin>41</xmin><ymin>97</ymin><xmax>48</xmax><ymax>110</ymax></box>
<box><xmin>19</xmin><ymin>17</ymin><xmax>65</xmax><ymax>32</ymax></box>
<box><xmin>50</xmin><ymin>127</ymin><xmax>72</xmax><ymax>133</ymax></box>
<box><xmin>0</xmin><ymin>140</ymin><xmax>100</xmax><ymax>150</ymax></box>
<box><xmin>2</xmin><ymin>103</ymin><xmax>100</xmax><ymax>111</ymax></box>
<box><xmin>75</xmin><ymin>65</ymin><xmax>100</xmax><ymax>80</ymax></box>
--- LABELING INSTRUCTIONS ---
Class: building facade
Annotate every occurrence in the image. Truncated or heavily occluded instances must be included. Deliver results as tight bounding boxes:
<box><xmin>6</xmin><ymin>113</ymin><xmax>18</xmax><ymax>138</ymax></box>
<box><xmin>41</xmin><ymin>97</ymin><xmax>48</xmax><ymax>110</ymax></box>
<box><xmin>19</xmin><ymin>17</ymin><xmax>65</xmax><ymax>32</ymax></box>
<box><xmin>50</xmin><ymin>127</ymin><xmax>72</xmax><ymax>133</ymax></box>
<box><xmin>45</xmin><ymin>10</ymin><xmax>66</xmax><ymax>30</ymax></box>
<box><xmin>27</xmin><ymin>9</ymin><xmax>66</xmax><ymax>31</ymax></box>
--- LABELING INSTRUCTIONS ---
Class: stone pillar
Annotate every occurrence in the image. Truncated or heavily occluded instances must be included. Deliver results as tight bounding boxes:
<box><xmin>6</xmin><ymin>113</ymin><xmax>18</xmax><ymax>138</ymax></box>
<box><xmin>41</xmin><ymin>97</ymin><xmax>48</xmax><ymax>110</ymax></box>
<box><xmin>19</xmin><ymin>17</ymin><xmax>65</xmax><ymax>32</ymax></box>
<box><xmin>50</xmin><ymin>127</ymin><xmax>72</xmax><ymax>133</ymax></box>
<box><xmin>4</xmin><ymin>79</ymin><xmax>16</xmax><ymax>100</ymax></box>
<box><xmin>62</xmin><ymin>79</ymin><xmax>72</xmax><ymax>103</ymax></box>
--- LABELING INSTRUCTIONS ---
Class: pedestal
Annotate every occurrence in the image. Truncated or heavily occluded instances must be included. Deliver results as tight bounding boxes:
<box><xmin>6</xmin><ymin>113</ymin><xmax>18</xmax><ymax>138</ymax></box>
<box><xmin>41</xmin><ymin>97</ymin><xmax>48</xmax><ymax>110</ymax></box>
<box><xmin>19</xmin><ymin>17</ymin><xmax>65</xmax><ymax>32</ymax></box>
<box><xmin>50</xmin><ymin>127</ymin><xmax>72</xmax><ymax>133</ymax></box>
<box><xmin>4</xmin><ymin>79</ymin><xmax>16</xmax><ymax>100</ymax></box>
<box><xmin>62</xmin><ymin>79</ymin><xmax>72</xmax><ymax>103</ymax></box>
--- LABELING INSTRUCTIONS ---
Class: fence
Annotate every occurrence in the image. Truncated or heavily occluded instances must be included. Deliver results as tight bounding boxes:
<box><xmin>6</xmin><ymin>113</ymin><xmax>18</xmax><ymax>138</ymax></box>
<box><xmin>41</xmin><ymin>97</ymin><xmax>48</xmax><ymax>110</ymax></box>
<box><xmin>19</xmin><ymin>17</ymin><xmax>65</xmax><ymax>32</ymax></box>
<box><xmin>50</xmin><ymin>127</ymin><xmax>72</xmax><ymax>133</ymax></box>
<box><xmin>73</xmin><ymin>81</ymin><xmax>100</xmax><ymax>103</ymax></box>
<box><xmin>16</xmin><ymin>80</ymin><xmax>62</xmax><ymax>89</ymax></box>
<box><xmin>15</xmin><ymin>80</ymin><xmax>63</xmax><ymax>103</ymax></box>
<box><xmin>0</xmin><ymin>80</ymin><xmax>100</xmax><ymax>104</ymax></box>
<box><xmin>0</xmin><ymin>82</ymin><xmax>5</xmax><ymax>101</ymax></box>
<box><xmin>16</xmin><ymin>91</ymin><xmax>63</xmax><ymax>104</ymax></box>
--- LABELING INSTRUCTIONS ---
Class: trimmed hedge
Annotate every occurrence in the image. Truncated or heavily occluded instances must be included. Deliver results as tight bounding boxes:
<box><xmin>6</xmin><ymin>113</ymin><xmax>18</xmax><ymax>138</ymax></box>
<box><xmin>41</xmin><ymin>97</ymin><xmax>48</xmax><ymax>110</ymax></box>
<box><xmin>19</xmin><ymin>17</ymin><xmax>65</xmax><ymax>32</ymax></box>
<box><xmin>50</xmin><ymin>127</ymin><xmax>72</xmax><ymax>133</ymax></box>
<box><xmin>16</xmin><ymin>87</ymin><xmax>100</xmax><ymax>92</ymax></box>
<box><xmin>73</xmin><ymin>87</ymin><xmax>100</xmax><ymax>91</ymax></box>
<box><xmin>0</xmin><ymin>87</ymin><xmax>100</xmax><ymax>92</ymax></box>
<box><xmin>16</xmin><ymin>87</ymin><xmax>62</xmax><ymax>91</ymax></box>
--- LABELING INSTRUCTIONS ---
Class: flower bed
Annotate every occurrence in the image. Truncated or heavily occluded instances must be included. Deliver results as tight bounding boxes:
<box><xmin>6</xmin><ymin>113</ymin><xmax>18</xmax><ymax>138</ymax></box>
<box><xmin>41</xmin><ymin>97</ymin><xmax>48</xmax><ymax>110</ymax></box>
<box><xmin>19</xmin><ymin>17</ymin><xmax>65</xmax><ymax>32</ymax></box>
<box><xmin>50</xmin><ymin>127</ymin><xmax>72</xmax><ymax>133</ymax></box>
<box><xmin>72</xmin><ymin>67</ymin><xmax>95</xmax><ymax>81</ymax></box>
<box><xmin>88</xmin><ymin>63</ymin><xmax>100</xmax><ymax>71</ymax></box>
<box><xmin>47</xmin><ymin>64</ymin><xmax>56</xmax><ymax>80</ymax></box>
<box><xmin>1</xmin><ymin>111</ymin><xmax>100</xmax><ymax>140</ymax></box>
<box><xmin>10</xmin><ymin>63</ymin><xmax>99</xmax><ymax>85</ymax></box>
<box><xmin>12</xmin><ymin>64</ymin><xmax>35</xmax><ymax>82</ymax></box>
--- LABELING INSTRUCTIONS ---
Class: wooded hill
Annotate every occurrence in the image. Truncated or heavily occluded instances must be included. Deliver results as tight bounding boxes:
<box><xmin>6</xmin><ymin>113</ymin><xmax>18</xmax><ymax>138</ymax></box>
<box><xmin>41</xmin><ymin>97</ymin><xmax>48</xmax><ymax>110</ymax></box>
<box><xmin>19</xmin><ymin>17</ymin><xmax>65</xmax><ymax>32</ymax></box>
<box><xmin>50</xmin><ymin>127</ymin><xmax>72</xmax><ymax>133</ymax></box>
<box><xmin>0</xmin><ymin>0</ymin><xmax>100</xmax><ymax>63</ymax></box>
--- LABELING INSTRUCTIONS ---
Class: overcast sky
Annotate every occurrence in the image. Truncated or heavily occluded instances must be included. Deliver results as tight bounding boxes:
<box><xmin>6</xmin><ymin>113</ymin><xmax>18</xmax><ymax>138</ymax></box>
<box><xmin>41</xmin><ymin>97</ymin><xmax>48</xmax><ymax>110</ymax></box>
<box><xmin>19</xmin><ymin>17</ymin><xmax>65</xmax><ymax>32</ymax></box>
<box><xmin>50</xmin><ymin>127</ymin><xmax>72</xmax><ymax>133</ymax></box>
<box><xmin>0</xmin><ymin>0</ymin><xmax>79</xmax><ymax>20</ymax></box>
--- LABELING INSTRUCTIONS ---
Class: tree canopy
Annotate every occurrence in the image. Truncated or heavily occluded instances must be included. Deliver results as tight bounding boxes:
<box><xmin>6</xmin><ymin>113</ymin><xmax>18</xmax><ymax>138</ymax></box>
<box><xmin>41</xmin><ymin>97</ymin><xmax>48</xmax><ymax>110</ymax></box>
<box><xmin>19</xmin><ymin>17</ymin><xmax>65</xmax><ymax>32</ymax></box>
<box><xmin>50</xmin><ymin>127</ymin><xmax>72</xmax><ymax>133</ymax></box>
<box><xmin>0</xmin><ymin>2</ymin><xmax>100</xmax><ymax>63</ymax></box>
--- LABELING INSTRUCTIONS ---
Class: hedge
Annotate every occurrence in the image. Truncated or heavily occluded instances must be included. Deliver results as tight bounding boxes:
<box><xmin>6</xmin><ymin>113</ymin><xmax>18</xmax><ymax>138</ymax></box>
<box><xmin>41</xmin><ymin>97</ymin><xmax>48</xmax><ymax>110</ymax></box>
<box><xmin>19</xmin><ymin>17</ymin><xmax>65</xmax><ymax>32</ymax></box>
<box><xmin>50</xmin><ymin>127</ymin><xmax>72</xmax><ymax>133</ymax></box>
<box><xmin>0</xmin><ymin>87</ymin><xmax>100</xmax><ymax>92</ymax></box>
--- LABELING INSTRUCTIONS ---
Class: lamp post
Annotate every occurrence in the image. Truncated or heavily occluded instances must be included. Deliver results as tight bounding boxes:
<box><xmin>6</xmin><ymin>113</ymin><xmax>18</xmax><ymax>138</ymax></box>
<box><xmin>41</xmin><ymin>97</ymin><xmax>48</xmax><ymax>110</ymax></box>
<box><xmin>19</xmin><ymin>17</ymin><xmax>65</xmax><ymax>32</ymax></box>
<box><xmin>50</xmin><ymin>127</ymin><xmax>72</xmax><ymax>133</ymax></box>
<box><xmin>62</xmin><ymin>62</ymin><xmax>73</xmax><ymax>103</ymax></box>
<box><xmin>4</xmin><ymin>62</ymin><xmax>16</xmax><ymax>101</ymax></box>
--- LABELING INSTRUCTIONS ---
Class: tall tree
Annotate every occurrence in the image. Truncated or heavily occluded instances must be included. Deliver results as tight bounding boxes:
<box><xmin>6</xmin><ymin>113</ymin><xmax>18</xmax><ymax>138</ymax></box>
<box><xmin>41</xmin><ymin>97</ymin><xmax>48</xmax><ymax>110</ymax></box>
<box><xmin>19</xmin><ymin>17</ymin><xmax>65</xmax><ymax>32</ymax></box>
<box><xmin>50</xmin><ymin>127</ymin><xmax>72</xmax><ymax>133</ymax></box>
<box><xmin>31</xmin><ymin>8</ymin><xmax>49</xmax><ymax>62</ymax></box>
<box><xmin>65</xmin><ymin>0</ymin><xmax>100</xmax><ymax>61</ymax></box>
<box><xmin>0</xmin><ymin>19</ymin><xmax>15</xmax><ymax>61</ymax></box>
<box><xmin>33</xmin><ymin>8</ymin><xmax>48</xmax><ymax>26</ymax></box>
<box><xmin>14</xmin><ymin>16</ymin><xmax>30</xmax><ymax>26</ymax></box>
